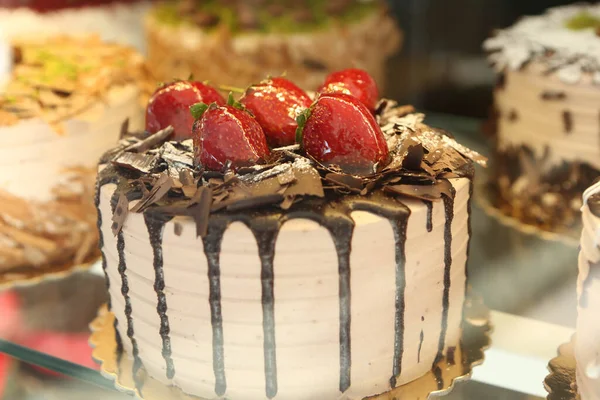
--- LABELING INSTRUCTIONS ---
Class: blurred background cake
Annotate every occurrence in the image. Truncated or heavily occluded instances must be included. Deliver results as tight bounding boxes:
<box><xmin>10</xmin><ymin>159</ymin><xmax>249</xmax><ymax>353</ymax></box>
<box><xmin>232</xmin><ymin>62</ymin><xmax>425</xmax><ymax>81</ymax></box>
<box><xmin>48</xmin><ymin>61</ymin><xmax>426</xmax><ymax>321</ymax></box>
<box><xmin>145</xmin><ymin>0</ymin><xmax>401</xmax><ymax>91</ymax></box>
<box><xmin>576</xmin><ymin>178</ymin><xmax>600</xmax><ymax>399</ymax></box>
<box><xmin>484</xmin><ymin>4</ymin><xmax>600</xmax><ymax>233</ymax></box>
<box><xmin>0</xmin><ymin>35</ymin><xmax>145</xmax><ymax>275</ymax></box>
<box><xmin>0</xmin><ymin>0</ymin><xmax>153</xmax><ymax>51</ymax></box>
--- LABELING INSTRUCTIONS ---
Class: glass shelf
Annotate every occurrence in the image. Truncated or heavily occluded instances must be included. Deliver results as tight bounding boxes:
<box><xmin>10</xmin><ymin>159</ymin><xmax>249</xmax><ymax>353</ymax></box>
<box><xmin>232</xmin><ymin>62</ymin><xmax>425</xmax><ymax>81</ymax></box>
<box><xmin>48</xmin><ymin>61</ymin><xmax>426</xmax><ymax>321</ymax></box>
<box><xmin>0</xmin><ymin>113</ymin><xmax>573</xmax><ymax>399</ymax></box>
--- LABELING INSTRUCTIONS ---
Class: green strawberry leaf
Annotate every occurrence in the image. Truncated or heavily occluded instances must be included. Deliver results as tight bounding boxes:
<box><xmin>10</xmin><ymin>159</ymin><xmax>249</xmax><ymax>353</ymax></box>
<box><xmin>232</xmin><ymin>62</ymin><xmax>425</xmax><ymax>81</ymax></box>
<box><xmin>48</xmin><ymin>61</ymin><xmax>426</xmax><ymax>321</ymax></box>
<box><xmin>190</xmin><ymin>102</ymin><xmax>210</xmax><ymax>120</ymax></box>
<box><xmin>187</xmin><ymin>73</ymin><xmax>195</xmax><ymax>81</ymax></box>
<box><xmin>227</xmin><ymin>92</ymin><xmax>246</xmax><ymax>111</ymax></box>
<box><xmin>295</xmin><ymin>108</ymin><xmax>312</xmax><ymax>145</ymax></box>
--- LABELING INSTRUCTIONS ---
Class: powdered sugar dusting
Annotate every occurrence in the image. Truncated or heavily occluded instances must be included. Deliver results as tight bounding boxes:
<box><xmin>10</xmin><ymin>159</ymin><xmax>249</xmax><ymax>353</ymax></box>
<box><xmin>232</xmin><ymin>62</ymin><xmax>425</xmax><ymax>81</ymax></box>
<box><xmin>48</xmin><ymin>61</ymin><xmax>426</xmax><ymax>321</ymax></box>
<box><xmin>484</xmin><ymin>3</ymin><xmax>600</xmax><ymax>83</ymax></box>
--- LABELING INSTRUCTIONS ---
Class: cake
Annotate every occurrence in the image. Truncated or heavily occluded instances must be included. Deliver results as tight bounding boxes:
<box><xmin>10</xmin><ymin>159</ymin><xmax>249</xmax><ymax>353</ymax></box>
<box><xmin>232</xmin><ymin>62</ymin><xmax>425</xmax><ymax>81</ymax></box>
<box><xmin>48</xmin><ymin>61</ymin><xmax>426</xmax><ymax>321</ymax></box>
<box><xmin>0</xmin><ymin>0</ymin><xmax>153</xmax><ymax>51</ymax></box>
<box><xmin>95</xmin><ymin>70</ymin><xmax>486</xmax><ymax>399</ymax></box>
<box><xmin>577</xmin><ymin>179</ymin><xmax>600</xmax><ymax>399</ymax></box>
<box><xmin>145</xmin><ymin>0</ymin><xmax>401</xmax><ymax>91</ymax></box>
<box><xmin>484</xmin><ymin>4</ymin><xmax>600</xmax><ymax>233</ymax></box>
<box><xmin>0</xmin><ymin>35</ymin><xmax>145</xmax><ymax>274</ymax></box>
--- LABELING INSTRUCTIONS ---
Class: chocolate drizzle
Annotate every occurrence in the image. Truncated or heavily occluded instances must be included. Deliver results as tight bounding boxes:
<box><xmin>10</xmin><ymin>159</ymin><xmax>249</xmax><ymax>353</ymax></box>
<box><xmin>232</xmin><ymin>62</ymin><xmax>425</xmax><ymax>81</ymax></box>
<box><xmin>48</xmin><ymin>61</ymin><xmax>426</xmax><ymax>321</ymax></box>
<box><xmin>144</xmin><ymin>214</ymin><xmax>175</xmax><ymax>380</ymax></box>
<box><xmin>424</xmin><ymin>200</ymin><xmax>433</xmax><ymax>232</ymax></box>
<box><xmin>417</xmin><ymin>329</ymin><xmax>424</xmax><ymax>363</ymax></box>
<box><xmin>435</xmin><ymin>184</ymin><xmax>456</xmax><ymax>365</ymax></box>
<box><xmin>202</xmin><ymin>222</ymin><xmax>228</xmax><ymax>396</ymax></box>
<box><xmin>250</xmin><ymin>220</ymin><xmax>279</xmax><ymax>399</ymax></box>
<box><xmin>111</xmin><ymin>190</ymin><xmax>143</xmax><ymax>392</ymax></box>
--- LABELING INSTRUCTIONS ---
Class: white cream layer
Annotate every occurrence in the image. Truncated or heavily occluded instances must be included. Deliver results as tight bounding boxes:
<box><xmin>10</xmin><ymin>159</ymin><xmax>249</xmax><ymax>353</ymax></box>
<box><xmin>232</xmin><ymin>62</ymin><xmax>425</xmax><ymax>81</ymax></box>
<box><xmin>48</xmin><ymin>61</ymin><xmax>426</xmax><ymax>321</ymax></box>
<box><xmin>495</xmin><ymin>63</ymin><xmax>600</xmax><ymax>170</ymax></box>
<box><xmin>0</xmin><ymin>84</ymin><xmax>143</xmax><ymax>202</ymax></box>
<box><xmin>99</xmin><ymin>177</ymin><xmax>470</xmax><ymax>400</ymax></box>
<box><xmin>0</xmin><ymin>2</ymin><xmax>151</xmax><ymax>52</ymax></box>
<box><xmin>577</xmin><ymin>196</ymin><xmax>600</xmax><ymax>400</ymax></box>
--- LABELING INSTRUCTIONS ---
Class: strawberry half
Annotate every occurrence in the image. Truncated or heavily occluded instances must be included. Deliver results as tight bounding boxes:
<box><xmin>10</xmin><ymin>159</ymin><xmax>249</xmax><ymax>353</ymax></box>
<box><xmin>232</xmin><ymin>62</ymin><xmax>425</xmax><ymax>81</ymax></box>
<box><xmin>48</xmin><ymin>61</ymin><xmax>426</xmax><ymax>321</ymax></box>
<box><xmin>146</xmin><ymin>80</ymin><xmax>225</xmax><ymax>141</ymax></box>
<box><xmin>298</xmin><ymin>93</ymin><xmax>389</xmax><ymax>175</ymax></box>
<box><xmin>240</xmin><ymin>77</ymin><xmax>312</xmax><ymax>148</ymax></box>
<box><xmin>318</xmin><ymin>68</ymin><xmax>379</xmax><ymax>112</ymax></box>
<box><xmin>191</xmin><ymin>96</ymin><xmax>270</xmax><ymax>172</ymax></box>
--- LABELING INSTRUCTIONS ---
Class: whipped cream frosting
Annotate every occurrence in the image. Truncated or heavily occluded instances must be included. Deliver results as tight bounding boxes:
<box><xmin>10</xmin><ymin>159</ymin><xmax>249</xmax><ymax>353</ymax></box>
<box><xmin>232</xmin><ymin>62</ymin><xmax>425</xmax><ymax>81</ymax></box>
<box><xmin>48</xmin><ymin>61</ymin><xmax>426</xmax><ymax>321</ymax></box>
<box><xmin>98</xmin><ymin>177</ymin><xmax>471</xmax><ymax>399</ymax></box>
<box><xmin>484</xmin><ymin>4</ymin><xmax>600</xmax><ymax>84</ymax></box>
<box><xmin>0</xmin><ymin>84</ymin><xmax>143</xmax><ymax>202</ymax></box>
<box><xmin>0</xmin><ymin>2</ymin><xmax>152</xmax><ymax>52</ymax></box>
<box><xmin>577</xmin><ymin>181</ymin><xmax>600</xmax><ymax>400</ymax></box>
<box><xmin>494</xmin><ymin>63</ymin><xmax>600</xmax><ymax>170</ymax></box>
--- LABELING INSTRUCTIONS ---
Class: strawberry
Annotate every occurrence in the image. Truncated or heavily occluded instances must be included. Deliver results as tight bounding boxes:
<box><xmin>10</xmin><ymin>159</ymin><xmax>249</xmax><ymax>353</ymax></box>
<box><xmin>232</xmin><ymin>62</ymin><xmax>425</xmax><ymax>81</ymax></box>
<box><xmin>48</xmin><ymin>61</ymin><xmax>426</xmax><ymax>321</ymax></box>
<box><xmin>298</xmin><ymin>93</ymin><xmax>389</xmax><ymax>175</ymax></box>
<box><xmin>318</xmin><ymin>68</ymin><xmax>379</xmax><ymax>112</ymax></box>
<box><xmin>146</xmin><ymin>80</ymin><xmax>225</xmax><ymax>141</ymax></box>
<box><xmin>191</xmin><ymin>96</ymin><xmax>270</xmax><ymax>171</ymax></box>
<box><xmin>239</xmin><ymin>77</ymin><xmax>312</xmax><ymax>147</ymax></box>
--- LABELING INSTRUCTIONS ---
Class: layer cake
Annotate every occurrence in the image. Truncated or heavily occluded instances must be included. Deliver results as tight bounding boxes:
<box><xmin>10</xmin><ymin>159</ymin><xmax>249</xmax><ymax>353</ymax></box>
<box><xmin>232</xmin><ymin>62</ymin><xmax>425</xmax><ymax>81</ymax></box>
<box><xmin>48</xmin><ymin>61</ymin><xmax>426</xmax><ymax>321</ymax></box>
<box><xmin>484</xmin><ymin>4</ymin><xmax>600</xmax><ymax>233</ymax></box>
<box><xmin>95</xmin><ymin>70</ymin><xmax>486</xmax><ymax>399</ymax></box>
<box><xmin>0</xmin><ymin>35</ymin><xmax>145</xmax><ymax>273</ymax></box>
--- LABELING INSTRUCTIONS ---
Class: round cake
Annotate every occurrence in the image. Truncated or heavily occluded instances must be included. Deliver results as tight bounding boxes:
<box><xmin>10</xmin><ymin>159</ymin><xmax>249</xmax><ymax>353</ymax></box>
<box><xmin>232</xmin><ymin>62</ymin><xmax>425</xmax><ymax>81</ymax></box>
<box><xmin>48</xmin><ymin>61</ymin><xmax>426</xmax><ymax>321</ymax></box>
<box><xmin>484</xmin><ymin>4</ymin><xmax>600</xmax><ymax>233</ymax></box>
<box><xmin>0</xmin><ymin>0</ymin><xmax>153</xmax><ymax>51</ymax></box>
<box><xmin>577</xmin><ymin>179</ymin><xmax>600</xmax><ymax>400</ymax></box>
<box><xmin>145</xmin><ymin>0</ymin><xmax>401</xmax><ymax>91</ymax></box>
<box><xmin>95</xmin><ymin>70</ymin><xmax>486</xmax><ymax>399</ymax></box>
<box><xmin>0</xmin><ymin>35</ymin><xmax>145</xmax><ymax>274</ymax></box>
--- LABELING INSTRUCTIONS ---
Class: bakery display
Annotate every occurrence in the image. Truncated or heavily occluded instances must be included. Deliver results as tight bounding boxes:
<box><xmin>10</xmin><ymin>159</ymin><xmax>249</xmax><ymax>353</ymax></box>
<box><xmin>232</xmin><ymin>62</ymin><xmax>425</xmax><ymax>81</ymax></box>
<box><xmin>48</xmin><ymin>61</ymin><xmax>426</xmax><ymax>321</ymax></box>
<box><xmin>0</xmin><ymin>35</ymin><xmax>145</xmax><ymax>275</ymax></box>
<box><xmin>146</xmin><ymin>0</ymin><xmax>401</xmax><ymax>91</ymax></box>
<box><xmin>484</xmin><ymin>4</ymin><xmax>600</xmax><ymax>233</ymax></box>
<box><xmin>95</xmin><ymin>69</ymin><xmax>486</xmax><ymax>399</ymax></box>
<box><xmin>0</xmin><ymin>0</ymin><xmax>152</xmax><ymax>51</ymax></box>
<box><xmin>576</xmin><ymin>179</ymin><xmax>600</xmax><ymax>400</ymax></box>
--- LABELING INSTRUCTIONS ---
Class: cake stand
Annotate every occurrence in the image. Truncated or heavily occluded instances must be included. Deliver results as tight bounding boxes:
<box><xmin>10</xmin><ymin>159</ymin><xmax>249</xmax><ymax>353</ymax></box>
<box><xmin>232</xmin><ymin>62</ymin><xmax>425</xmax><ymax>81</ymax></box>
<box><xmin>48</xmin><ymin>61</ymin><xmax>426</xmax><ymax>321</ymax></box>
<box><xmin>0</xmin><ymin>256</ymin><xmax>100</xmax><ymax>291</ymax></box>
<box><xmin>545</xmin><ymin>338</ymin><xmax>579</xmax><ymax>400</ymax></box>
<box><xmin>475</xmin><ymin>181</ymin><xmax>579</xmax><ymax>247</ymax></box>
<box><xmin>89</xmin><ymin>293</ymin><xmax>492</xmax><ymax>400</ymax></box>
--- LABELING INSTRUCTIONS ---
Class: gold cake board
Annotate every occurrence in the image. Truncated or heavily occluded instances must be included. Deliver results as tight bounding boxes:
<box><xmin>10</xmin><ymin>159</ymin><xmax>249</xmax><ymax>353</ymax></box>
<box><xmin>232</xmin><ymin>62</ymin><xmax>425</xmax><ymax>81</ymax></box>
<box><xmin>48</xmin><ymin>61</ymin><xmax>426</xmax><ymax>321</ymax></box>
<box><xmin>89</xmin><ymin>294</ymin><xmax>491</xmax><ymax>400</ymax></box>
<box><xmin>475</xmin><ymin>181</ymin><xmax>579</xmax><ymax>248</ymax></box>
<box><xmin>545</xmin><ymin>337</ymin><xmax>579</xmax><ymax>400</ymax></box>
<box><xmin>0</xmin><ymin>255</ymin><xmax>100</xmax><ymax>291</ymax></box>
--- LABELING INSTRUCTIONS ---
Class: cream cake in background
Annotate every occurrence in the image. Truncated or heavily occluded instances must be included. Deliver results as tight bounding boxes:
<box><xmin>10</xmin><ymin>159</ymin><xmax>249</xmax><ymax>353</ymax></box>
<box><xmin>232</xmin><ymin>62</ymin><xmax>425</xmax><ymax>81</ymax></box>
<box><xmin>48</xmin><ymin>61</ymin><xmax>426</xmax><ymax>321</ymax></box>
<box><xmin>94</xmin><ymin>68</ymin><xmax>486</xmax><ymax>399</ymax></box>
<box><xmin>577</xmin><ymin>179</ymin><xmax>600</xmax><ymax>400</ymax></box>
<box><xmin>0</xmin><ymin>35</ymin><xmax>145</xmax><ymax>273</ymax></box>
<box><xmin>0</xmin><ymin>0</ymin><xmax>153</xmax><ymax>52</ymax></box>
<box><xmin>484</xmin><ymin>4</ymin><xmax>600</xmax><ymax>233</ymax></box>
<box><xmin>145</xmin><ymin>0</ymin><xmax>401</xmax><ymax>91</ymax></box>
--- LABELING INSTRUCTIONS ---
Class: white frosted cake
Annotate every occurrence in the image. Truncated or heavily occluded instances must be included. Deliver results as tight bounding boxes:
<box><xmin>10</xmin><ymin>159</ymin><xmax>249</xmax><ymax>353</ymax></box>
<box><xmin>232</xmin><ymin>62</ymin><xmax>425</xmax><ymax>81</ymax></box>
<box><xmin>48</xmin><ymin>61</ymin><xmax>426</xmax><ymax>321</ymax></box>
<box><xmin>0</xmin><ymin>35</ymin><xmax>145</xmax><ymax>273</ymax></box>
<box><xmin>0</xmin><ymin>0</ymin><xmax>152</xmax><ymax>52</ymax></box>
<box><xmin>484</xmin><ymin>4</ymin><xmax>600</xmax><ymax>233</ymax></box>
<box><xmin>577</xmin><ymin>179</ymin><xmax>600</xmax><ymax>400</ymax></box>
<box><xmin>95</xmin><ymin>70</ymin><xmax>486</xmax><ymax>399</ymax></box>
<box><xmin>145</xmin><ymin>0</ymin><xmax>401</xmax><ymax>91</ymax></box>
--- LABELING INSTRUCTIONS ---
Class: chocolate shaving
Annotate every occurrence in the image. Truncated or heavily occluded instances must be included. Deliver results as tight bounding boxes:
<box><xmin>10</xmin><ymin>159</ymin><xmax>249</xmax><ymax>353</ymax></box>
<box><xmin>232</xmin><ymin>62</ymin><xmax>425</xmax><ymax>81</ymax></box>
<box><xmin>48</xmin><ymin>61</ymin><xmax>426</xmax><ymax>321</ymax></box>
<box><xmin>227</xmin><ymin>194</ymin><xmax>285</xmax><ymax>212</ymax></box>
<box><xmin>174</xmin><ymin>222</ymin><xmax>183</xmax><ymax>236</ymax></box>
<box><xmin>126</xmin><ymin>126</ymin><xmax>175</xmax><ymax>154</ymax></box>
<box><xmin>111</xmin><ymin>194</ymin><xmax>129</xmax><ymax>236</ymax></box>
<box><xmin>402</xmin><ymin>144</ymin><xmax>424</xmax><ymax>170</ymax></box>
<box><xmin>130</xmin><ymin>173</ymin><xmax>173</xmax><ymax>213</ymax></box>
<box><xmin>189</xmin><ymin>187</ymin><xmax>212</xmax><ymax>237</ymax></box>
<box><xmin>179</xmin><ymin>170</ymin><xmax>197</xmax><ymax>198</ymax></box>
<box><xmin>325</xmin><ymin>173</ymin><xmax>364</xmax><ymax>193</ymax></box>
<box><xmin>113</xmin><ymin>152</ymin><xmax>158</xmax><ymax>174</ymax></box>
<box><xmin>119</xmin><ymin>118</ymin><xmax>130</xmax><ymax>140</ymax></box>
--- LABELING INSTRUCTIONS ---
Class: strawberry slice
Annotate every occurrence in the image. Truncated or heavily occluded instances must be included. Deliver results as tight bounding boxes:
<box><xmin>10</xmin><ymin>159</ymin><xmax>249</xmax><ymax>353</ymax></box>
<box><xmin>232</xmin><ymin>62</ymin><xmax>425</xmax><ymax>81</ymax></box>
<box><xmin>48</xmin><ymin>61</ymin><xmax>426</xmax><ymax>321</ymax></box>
<box><xmin>191</xmin><ymin>96</ymin><xmax>270</xmax><ymax>172</ymax></box>
<box><xmin>318</xmin><ymin>68</ymin><xmax>379</xmax><ymax>112</ymax></box>
<box><xmin>240</xmin><ymin>77</ymin><xmax>312</xmax><ymax>148</ymax></box>
<box><xmin>146</xmin><ymin>80</ymin><xmax>225</xmax><ymax>141</ymax></box>
<box><xmin>298</xmin><ymin>93</ymin><xmax>389</xmax><ymax>175</ymax></box>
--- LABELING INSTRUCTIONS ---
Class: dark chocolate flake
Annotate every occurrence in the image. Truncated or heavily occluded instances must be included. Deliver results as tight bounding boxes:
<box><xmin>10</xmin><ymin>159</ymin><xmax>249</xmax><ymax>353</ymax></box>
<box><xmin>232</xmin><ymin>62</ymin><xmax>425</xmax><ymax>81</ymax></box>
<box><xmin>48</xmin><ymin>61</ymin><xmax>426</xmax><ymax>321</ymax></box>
<box><xmin>174</xmin><ymin>222</ymin><xmax>183</xmax><ymax>236</ymax></box>
<box><xmin>111</xmin><ymin>193</ymin><xmax>129</xmax><ymax>236</ymax></box>
<box><xmin>130</xmin><ymin>173</ymin><xmax>174</xmax><ymax>213</ymax></box>
<box><xmin>563</xmin><ymin>110</ymin><xmax>573</xmax><ymax>134</ymax></box>
<box><xmin>119</xmin><ymin>118</ymin><xmax>130</xmax><ymax>140</ymax></box>
<box><xmin>113</xmin><ymin>152</ymin><xmax>158</xmax><ymax>174</ymax></box>
<box><xmin>189</xmin><ymin>187</ymin><xmax>212</xmax><ymax>238</ymax></box>
<box><xmin>126</xmin><ymin>126</ymin><xmax>175</xmax><ymax>154</ymax></box>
